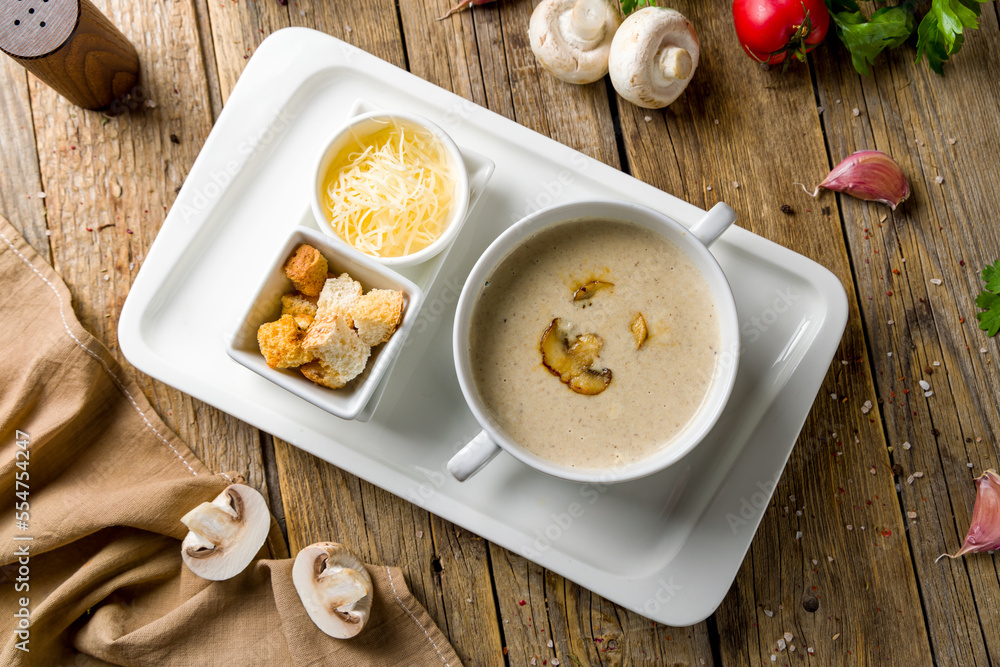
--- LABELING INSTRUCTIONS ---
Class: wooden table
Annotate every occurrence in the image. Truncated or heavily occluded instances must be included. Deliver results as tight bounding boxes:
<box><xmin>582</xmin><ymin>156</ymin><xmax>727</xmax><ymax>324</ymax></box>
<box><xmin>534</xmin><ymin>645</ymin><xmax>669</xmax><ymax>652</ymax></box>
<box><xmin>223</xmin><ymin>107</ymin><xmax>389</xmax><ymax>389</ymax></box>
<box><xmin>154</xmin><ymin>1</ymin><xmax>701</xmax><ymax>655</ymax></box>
<box><xmin>3</xmin><ymin>0</ymin><xmax>999</xmax><ymax>663</ymax></box>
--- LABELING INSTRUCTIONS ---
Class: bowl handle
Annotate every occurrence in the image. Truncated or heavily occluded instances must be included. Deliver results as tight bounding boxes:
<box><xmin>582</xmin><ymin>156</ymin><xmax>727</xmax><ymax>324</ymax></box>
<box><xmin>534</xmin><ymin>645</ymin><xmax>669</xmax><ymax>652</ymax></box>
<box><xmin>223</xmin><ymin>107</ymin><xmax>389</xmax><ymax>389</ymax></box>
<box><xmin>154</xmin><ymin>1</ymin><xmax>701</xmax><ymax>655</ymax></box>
<box><xmin>447</xmin><ymin>431</ymin><xmax>501</xmax><ymax>481</ymax></box>
<box><xmin>688</xmin><ymin>202</ymin><xmax>737</xmax><ymax>247</ymax></box>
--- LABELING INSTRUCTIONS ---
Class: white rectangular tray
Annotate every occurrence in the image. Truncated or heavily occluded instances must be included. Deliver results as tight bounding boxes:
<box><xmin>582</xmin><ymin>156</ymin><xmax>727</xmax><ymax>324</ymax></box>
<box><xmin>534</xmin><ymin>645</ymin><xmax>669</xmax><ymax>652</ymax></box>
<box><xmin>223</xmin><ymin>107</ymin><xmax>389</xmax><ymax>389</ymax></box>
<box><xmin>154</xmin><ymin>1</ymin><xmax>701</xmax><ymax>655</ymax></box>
<box><xmin>119</xmin><ymin>28</ymin><xmax>848</xmax><ymax>626</ymax></box>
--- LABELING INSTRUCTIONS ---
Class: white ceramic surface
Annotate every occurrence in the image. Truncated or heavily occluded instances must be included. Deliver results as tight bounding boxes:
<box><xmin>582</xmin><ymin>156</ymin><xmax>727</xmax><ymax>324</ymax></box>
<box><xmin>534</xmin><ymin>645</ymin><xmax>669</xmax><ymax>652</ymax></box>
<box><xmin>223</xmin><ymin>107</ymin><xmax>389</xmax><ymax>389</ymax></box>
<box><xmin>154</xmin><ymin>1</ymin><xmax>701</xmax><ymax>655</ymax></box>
<box><xmin>448</xmin><ymin>199</ymin><xmax>741</xmax><ymax>483</ymax></box>
<box><xmin>310</xmin><ymin>110</ymin><xmax>470</xmax><ymax>268</ymax></box>
<box><xmin>118</xmin><ymin>28</ymin><xmax>848</xmax><ymax>626</ymax></box>
<box><xmin>225</xmin><ymin>226</ymin><xmax>423</xmax><ymax>420</ymax></box>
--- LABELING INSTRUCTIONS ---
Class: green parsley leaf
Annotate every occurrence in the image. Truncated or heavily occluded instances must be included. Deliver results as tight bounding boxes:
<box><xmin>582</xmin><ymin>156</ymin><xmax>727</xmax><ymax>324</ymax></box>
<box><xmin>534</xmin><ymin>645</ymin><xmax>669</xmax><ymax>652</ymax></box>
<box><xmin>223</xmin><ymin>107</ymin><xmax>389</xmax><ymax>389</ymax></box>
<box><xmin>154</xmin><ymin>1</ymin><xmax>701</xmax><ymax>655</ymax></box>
<box><xmin>976</xmin><ymin>260</ymin><xmax>1000</xmax><ymax>337</ymax></box>
<box><xmin>829</xmin><ymin>5</ymin><xmax>915</xmax><ymax>75</ymax></box>
<box><xmin>915</xmin><ymin>0</ymin><xmax>989</xmax><ymax>74</ymax></box>
<box><xmin>619</xmin><ymin>0</ymin><xmax>654</xmax><ymax>17</ymax></box>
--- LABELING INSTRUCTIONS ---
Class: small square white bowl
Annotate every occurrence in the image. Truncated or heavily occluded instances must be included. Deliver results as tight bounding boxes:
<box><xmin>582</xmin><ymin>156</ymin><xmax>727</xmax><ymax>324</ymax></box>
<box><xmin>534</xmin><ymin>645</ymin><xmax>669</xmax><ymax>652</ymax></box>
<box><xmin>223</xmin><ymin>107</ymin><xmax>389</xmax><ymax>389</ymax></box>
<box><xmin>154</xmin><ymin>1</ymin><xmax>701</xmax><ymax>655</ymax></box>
<box><xmin>226</xmin><ymin>225</ymin><xmax>423</xmax><ymax>420</ymax></box>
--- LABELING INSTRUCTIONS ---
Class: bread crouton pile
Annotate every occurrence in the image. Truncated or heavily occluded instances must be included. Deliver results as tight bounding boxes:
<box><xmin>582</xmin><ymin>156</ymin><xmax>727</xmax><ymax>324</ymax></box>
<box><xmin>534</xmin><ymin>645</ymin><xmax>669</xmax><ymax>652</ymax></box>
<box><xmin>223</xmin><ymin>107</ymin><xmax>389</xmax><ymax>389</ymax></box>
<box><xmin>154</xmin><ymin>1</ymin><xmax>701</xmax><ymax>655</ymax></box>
<box><xmin>257</xmin><ymin>243</ymin><xmax>403</xmax><ymax>389</ymax></box>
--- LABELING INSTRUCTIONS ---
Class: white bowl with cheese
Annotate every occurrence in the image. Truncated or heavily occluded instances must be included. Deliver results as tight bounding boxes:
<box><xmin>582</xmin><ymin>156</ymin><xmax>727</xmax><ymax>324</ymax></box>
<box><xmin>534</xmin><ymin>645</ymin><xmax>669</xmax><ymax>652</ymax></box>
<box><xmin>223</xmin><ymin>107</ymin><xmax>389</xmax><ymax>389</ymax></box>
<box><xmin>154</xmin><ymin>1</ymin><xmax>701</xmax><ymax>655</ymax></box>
<box><xmin>311</xmin><ymin>110</ymin><xmax>470</xmax><ymax>268</ymax></box>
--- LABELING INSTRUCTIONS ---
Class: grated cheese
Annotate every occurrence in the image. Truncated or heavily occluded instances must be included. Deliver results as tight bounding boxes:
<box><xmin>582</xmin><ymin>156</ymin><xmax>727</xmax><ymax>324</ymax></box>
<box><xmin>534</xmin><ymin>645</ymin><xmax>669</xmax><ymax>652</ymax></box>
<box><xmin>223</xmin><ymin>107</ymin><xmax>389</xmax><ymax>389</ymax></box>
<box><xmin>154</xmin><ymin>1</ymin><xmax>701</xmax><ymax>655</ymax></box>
<box><xmin>323</xmin><ymin>121</ymin><xmax>455</xmax><ymax>258</ymax></box>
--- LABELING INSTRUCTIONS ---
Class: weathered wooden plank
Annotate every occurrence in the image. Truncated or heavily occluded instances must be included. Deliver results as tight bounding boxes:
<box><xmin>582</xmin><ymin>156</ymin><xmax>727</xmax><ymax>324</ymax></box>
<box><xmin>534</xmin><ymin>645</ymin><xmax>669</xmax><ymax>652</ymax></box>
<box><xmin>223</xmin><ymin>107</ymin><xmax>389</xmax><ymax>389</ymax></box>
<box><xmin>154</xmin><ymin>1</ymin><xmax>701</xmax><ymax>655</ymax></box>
<box><xmin>404</xmin><ymin>1</ymin><xmax>714</xmax><ymax>664</ymax></box>
<box><xmin>21</xmin><ymin>0</ymin><xmax>269</xmax><ymax>498</ymax></box>
<box><xmin>613</xmin><ymin>2</ymin><xmax>932</xmax><ymax>664</ymax></box>
<box><xmin>0</xmin><ymin>57</ymin><xmax>50</xmax><ymax>263</ymax></box>
<box><xmin>813</xmin><ymin>8</ymin><xmax>1000</xmax><ymax>664</ymax></box>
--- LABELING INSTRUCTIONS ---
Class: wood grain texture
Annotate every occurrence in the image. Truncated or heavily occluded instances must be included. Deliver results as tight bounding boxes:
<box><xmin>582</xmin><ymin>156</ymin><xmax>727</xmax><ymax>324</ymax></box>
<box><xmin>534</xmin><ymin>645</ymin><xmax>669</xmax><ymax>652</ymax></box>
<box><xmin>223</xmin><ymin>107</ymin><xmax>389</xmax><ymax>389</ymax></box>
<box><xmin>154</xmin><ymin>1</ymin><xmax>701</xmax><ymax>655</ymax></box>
<box><xmin>614</xmin><ymin>1</ymin><xmax>931</xmax><ymax>664</ymax></box>
<box><xmin>0</xmin><ymin>56</ymin><xmax>49</xmax><ymax>264</ymax></box>
<box><xmin>813</xmin><ymin>8</ymin><xmax>1000</xmax><ymax>664</ymax></box>
<box><xmin>4</xmin><ymin>0</ymin><xmax>140</xmax><ymax>110</ymax></box>
<box><xmin>21</xmin><ymin>0</ymin><xmax>270</xmax><ymax>499</ymax></box>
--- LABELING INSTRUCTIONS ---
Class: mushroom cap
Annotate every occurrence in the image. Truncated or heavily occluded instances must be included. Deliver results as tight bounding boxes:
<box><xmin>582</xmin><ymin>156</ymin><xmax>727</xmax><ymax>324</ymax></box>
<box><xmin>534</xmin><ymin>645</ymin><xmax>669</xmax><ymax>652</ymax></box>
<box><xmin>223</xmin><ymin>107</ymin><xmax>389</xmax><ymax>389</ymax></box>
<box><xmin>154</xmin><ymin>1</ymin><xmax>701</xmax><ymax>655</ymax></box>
<box><xmin>528</xmin><ymin>0</ymin><xmax>622</xmax><ymax>84</ymax></box>
<box><xmin>180</xmin><ymin>484</ymin><xmax>270</xmax><ymax>581</ymax></box>
<box><xmin>293</xmin><ymin>542</ymin><xmax>374</xmax><ymax>639</ymax></box>
<box><xmin>608</xmin><ymin>7</ymin><xmax>700</xmax><ymax>109</ymax></box>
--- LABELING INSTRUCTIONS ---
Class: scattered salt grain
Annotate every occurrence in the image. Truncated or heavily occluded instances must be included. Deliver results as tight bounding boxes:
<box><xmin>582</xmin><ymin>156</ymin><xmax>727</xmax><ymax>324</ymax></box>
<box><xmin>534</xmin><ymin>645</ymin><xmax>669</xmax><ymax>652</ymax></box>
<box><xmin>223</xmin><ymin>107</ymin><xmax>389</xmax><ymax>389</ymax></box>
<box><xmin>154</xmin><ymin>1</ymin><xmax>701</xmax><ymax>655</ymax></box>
<box><xmin>968</xmin><ymin>463</ymin><xmax>975</xmax><ymax>468</ymax></box>
<box><xmin>847</xmin><ymin>524</ymin><xmax>853</xmax><ymax>531</ymax></box>
<box><xmin>919</xmin><ymin>380</ymin><xmax>930</xmax><ymax>390</ymax></box>
<box><xmin>870</xmin><ymin>466</ymin><xmax>877</xmax><ymax>475</ymax></box>
<box><xmin>644</xmin><ymin>115</ymin><xmax>652</xmax><ymax>122</ymax></box>
<box><xmin>551</xmin><ymin>660</ymin><xmax>559</xmax><ymax>666</ymax></box>
<box><xmin>416</xmin><ymin>530</ymin><xmax>423</xmax><ymax>538</ymax></box>
<box><xmin>706</xmin><ymin>185</ymin><xmax>713</xmax><ymax>191</ymax></box>
<box><xmin>981</xmin><ymin>348</ymin><xmax>988</xmax><ymax>354</ymax></box>
<box><xmin>344</xmin><ymin>24</ymin><xmax>352</xmax><ymax>32</ymax></box>
<box><xmin>714</xmin><ymin>119</ymin><xmax>720</xmax><ymax>125</ymax></box>
<box><xmin>812</xmin><ymin>559</ymin><xmax>818</xmax><ymax>565</ymax></box>
<box><xmin>796</xmin><ymin>510</ymin><xmax>803</xmax><ymax>516</ymax></box>
<box><xmin>833</xmin><ymin>633</ymin><xmax>841</xmax><ymax>641</ymax></box>
<box><xmin>836</xmin><ymin>99</ymin><xmax>842</xmax><ymax>104</ymax></box>
<box><xmin>796</xmin><ymin>531</ymin><xmax>803</xmax><ymax>540</ymax></box>
<box><xmin>144</xmin><ymin>99</ymin><xmax>157</xmax><ymax>108</ymax></box>
<box><xmin>913</xmin><ymin>472</ymin><xmax>925</xmax><ymax>478</ymax></box>
<box><xmin>828</xmin><ymin>556</ymin><xmax>834</xmax><ymax>562</ymax></box>
<box><xmin>790</xmin><ymin>645</ymin><xmax>796</xmax><ymax>652</ymax></box>
<box><xmin>784</xmin><ymin>632</ymin><xmax>793</xmax><ymax>642</ymax></box>
<box><xmin>935</xmin><ymin>175</ymin><xmax>944</xmax><ymax>184</ymax></box>
<box><xmin>777</xmin><ymin>638</ymin><xmax>786</xmax><ymax>651</ymax></box>
<box><xmin>764</xmin><ymin>609</ymin><xmax>774</xmax><ymax>617</ymax></box>
<box><xmin>808</xmin><ymin>647</ymin><xmax>815</xmax><ymax>655</ymax></box>
<box><xmin>888</xmin><ymin>352</ymin><xmax>893</xmax><ymax>357</ymax></box>
<box><xmin>45</xmin><ymin>230</ymin><xmax>51</xmax><ymax>237</ymax></box>
<box><xmin>770</xmin><ymin>655</ymin><xmax>776</xmax><ymax>662</ymax></box>
<box><xmin>842</xmin><ymin>360</ymin><xmax>849</xmax><ymax>365</ymax></box>
<box><xmin>887</xmin><ymin>320</ymin><xmax>894</xmax><ymax>325</ymax></box>
<box><xmin>547</xmin><ymin>640</ymin><xmax>553</xmax><ymax>648</ymax></box>
<box><xmin>830</xmin><ymin>393</ymin><xmax>838</xmax><ymax>400</ymax></box>
<box><xmin>103</xmin><ymin>275</ymin><xmax>110</xmax><ymax>281</ymax></box>
<box><xmin>930</xmin><ymin>278</ymin><xmax>943</xmax><ymax>286</ymax></box>
<box><xmin>36</xmin><ymin>192</ymin><xmax>46</xmax><ymax>199</ymax></box>
<box><xmin>933</xmin><ymin>361</ymin><xmax>941</xmax><ymax>367</ymax></box>
<box><xmin>852</xmin><ymin>108</ymin><xmax>860</xmax><ymax>117</ymax></box>
<box><xmin>861</xmin><ymin>400</ymin><xmax>873</xmax><ymax>414</ymax></box>
<box><xmin>733</xmin><ymin>181</ymin><xmax>740</xmax><ymax>189</ymax></box>
<box><xmin>907</xmin><ymin>511</ymin><xmax>917</xmax><ymax>519</ymax></box>
<box><xmin>128</xmin><ymin>262</ymin><xmax>134</xmax><ymax>271</ymax></box>
<box><xmin>817</xmin><ymin>106</ymin><xmax>824</xmax><ymax>114</ymax></box>
<box><xmin>948</xmin><ymin>138</ymin><xmax>957</xmax><ymax>145</ymax></box>
<box><xmin>925</xmin><ymin>391</ymin><xmax>934</xmax><ymax>397</ymax></box>
<box><xmin>903</xmin><ymin>441</ymin><xmax>911</xmax><ymax>450</ymax></box>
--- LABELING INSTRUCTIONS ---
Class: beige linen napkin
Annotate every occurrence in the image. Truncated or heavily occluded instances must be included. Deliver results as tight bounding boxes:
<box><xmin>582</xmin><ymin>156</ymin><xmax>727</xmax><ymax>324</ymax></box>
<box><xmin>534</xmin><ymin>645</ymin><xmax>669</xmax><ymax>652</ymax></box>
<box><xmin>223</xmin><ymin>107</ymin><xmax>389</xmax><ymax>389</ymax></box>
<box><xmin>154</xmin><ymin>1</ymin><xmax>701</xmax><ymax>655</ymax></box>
<box><xmin>0</xmin><ymin>215</ymin><xmax>460</xmax><ymax>666</ymax></box>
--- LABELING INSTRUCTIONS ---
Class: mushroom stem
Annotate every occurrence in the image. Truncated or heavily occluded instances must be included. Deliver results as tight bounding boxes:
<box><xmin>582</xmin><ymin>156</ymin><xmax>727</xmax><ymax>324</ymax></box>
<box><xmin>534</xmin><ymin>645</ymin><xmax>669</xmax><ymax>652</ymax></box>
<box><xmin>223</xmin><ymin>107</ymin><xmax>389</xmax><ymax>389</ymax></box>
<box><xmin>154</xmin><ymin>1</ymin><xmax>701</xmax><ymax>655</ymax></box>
<box><xmin>657</xmin><ymin>46</ymin><xmax>693</xmax><ymax>82</ymax></box>
<box><xmin>181</xmin><ymin>501</ymin><xmax>240</xmax><ymax>544</ymax></box>
<box><xmin>571</xmin><ymin>0</ymin><xmax>607</xmax><ymax>43</ymax></box>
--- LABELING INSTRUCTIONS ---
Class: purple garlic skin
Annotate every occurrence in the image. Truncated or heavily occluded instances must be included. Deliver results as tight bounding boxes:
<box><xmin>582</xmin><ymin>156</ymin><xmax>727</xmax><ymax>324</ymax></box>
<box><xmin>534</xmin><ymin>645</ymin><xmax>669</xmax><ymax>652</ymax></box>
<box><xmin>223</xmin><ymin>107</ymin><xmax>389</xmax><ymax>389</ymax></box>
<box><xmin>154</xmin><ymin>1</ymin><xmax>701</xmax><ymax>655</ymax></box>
<box><xmin>805</xmin><ymin>150</ymin><xmax>911</xmax><ymax>210</ymax></box>
<box><xmin>937</xmin><ymin>469</ymin><xmax>1000</xmax><ymax>562</ymax></box>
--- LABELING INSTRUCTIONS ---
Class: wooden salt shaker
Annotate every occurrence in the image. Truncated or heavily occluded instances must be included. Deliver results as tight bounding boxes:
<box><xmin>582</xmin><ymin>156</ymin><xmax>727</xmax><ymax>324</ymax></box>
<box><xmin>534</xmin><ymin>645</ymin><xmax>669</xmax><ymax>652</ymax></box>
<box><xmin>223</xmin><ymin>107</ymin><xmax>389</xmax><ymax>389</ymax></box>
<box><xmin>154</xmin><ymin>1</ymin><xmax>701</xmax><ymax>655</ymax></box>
<box><xmin>0</xmin><ymin>0</ymin><xmax>139</xmax><ymax>110</ymax></box>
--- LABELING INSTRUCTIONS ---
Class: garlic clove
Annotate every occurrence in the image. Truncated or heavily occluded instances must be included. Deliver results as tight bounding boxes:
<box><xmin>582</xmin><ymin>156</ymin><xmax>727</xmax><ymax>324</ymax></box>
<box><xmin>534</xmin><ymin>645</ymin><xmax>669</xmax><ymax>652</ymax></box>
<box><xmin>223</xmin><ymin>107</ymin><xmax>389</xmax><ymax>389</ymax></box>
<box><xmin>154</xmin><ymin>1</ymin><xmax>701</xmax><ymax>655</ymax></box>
<box><xmin>798</xmin><ymin>150</ymin><xmax>911</xmax><ymax>210</ymax></box>
<box><xmin>937</xmin><ymin>469</ymin><xmax>1000</xmax><ymax>562</ymax></box>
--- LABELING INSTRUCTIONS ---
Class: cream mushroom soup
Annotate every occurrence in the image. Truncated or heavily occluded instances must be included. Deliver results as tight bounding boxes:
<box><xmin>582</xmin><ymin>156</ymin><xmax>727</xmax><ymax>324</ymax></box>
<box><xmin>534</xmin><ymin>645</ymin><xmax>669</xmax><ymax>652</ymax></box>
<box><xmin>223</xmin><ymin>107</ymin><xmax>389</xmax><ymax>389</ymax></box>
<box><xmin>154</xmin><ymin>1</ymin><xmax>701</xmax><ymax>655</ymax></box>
<box><xmin>469</xmin><ymin>219</ymin><xmax>721</xmax><ymax>470</ymax></box>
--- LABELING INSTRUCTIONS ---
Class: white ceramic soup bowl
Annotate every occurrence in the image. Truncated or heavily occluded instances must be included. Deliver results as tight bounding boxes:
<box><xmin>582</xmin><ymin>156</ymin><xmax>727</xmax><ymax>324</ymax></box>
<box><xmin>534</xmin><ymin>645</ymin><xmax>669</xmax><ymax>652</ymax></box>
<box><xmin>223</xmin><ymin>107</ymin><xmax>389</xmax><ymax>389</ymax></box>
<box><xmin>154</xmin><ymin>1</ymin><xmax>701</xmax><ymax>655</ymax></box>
<box><xmin>310</xmin><ymin>110</ymin><xmax>470</xmax><ymax>269</ymax></box>
<box><xmin>448</xmin><ymin>199</ymin><xmax>741</xmax><ymax>484</ymax></box>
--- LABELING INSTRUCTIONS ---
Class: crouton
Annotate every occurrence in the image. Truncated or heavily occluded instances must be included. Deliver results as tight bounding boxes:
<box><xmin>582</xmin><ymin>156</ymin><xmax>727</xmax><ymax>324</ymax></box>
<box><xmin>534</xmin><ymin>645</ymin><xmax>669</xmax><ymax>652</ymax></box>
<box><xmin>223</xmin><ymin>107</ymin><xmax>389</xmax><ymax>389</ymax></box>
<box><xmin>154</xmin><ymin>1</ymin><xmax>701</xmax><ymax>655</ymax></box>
<box><xmin>300</xmin><ymin>360</ymin><xmax>345</xmax><ymax>390</ymax></box>
<box><xmin>283</xmin><ymin>244</ymin><xmax>328</xmax><ymax>297</ymax></box>
<box><xmin>350</xmin><ymin>289</ymin><xmax>403</xmax><ymax>346</ymax></box>
<box><xmin>316</xmin><ymin>273</ymin><xmax>363</xmax><ymax>325</ymax></box>
<box><xmin>302</xmin><ymin>314</ymin><xmax>370</xmax><ymax>386</ymax></box>
<box><xmin>257</xmin><ymin>315</ymin><xmax>313</xmax><ymax>369</ymax></box>
<box><xmin>281</xmin><ymin>292</ymin><xmax>318</xmax><ymax>329</ymax></box>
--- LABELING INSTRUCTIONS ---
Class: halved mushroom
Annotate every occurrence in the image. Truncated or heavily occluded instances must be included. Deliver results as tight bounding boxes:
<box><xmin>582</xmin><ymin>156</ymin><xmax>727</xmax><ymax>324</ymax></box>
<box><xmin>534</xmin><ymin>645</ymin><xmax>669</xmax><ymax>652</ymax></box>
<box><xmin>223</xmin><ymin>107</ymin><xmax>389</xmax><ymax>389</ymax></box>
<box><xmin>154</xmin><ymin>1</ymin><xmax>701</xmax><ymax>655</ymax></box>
<box><xmin>573</xmin><ymin>279</ymin><xmax>614</xmax><ymax>302</ymax></box>
<box><xmin>608</xmin><ymin>7</ymin><xmax>700</xmax><ymax>109</ymax></box>
<box><xmin>540</xmin><ymin>318</ymin><xmax>612</xmax><ymax>395</ymax></box>
<box><xmin>529</xmin><ymin>0</ymin><xmax>622</xmax><ymax>84</ymax></box>
<box><xmin>630</xmin><ymin>313</ymin><xmax>648</xmax><ymax>349</ymax></box>
<box><xmin>293</xmin><ymin>542</ymin><xmax>374</xmax><ymax>639</ymax></box>
<box><xmin>180</xmin><ymin>484</ymin><xmax>270</xmax><ymax>581</ymax></box>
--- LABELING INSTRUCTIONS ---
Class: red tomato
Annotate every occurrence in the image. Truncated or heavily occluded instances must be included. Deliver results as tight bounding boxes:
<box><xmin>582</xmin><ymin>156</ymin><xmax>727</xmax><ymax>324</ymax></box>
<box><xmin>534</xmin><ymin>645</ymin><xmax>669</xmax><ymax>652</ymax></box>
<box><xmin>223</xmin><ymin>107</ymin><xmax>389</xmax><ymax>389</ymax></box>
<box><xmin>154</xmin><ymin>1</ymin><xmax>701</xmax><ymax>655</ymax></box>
<box><xmin>732</xmin><ymin>0</ymin><xmax>830</xmax><ymax>65</ymax></box>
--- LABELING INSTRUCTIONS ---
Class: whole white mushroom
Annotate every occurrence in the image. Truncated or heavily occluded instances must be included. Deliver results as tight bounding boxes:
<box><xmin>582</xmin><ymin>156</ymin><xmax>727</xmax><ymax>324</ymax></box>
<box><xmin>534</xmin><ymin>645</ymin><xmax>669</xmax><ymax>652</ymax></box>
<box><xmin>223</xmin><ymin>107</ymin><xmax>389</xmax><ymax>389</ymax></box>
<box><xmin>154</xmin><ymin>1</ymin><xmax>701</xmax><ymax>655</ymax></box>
<box><xmin>609</xmin><ymin>7</ymin><xmax>699</xmax><ymax>109</ymax></box>
<box><xmin>529</xmin><ymin>0</ymin><xmax>622</xmax><ymax>84</ymax></box>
